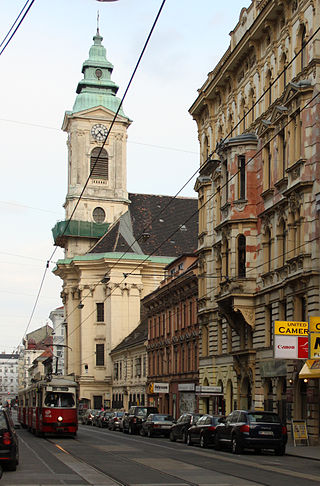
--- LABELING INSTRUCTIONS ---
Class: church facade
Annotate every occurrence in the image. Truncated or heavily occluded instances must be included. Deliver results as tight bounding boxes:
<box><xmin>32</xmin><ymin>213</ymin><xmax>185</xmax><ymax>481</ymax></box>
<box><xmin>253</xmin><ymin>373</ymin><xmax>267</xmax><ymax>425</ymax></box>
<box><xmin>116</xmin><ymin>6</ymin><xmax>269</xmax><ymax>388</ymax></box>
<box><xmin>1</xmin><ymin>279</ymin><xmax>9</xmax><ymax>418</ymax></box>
<box><xmin>53</xmin><ymin>29</ymin><xmax>198</xmax><ymax>409</ymax></box>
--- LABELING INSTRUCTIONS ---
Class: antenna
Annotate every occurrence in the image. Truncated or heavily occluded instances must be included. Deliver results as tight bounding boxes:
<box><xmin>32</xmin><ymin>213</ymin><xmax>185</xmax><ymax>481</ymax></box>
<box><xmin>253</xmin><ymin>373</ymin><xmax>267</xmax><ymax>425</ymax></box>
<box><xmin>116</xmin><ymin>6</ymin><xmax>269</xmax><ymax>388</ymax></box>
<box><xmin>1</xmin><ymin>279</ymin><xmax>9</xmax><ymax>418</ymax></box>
<box><xmin>97</xmin><ymin>10</ymin><xmax>100</xmax><ymax>34</ymax></box>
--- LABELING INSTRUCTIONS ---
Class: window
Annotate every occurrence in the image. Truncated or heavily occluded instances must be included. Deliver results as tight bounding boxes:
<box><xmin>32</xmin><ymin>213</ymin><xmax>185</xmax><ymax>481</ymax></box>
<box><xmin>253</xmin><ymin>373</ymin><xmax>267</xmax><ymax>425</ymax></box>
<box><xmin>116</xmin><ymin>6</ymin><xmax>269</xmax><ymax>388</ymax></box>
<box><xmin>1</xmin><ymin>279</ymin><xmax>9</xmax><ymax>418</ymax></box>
<box><xmin>238</xmin><ymin>234</ymin><xmax>246</xmax><ymax>278</ymax></box>
<box><xmin>301</xmin><ymin>25</ymin><xmax>307</xmax><ymax>71</ymax></box>
<box><xmin>265</xmin><ymin>305</ymin><xmax>272</xmax><ymax>347</ymax></box>
<box><xmin>90</xmin><ymin>147</ymin><xmax>108</xmax><ymax>179</ymax></box>
<box><xmin>238</xmin><ymin>156</ymin><xmax>246</xmax><ymax>199</ymax></box>
<box><xmin>279</xmin><ymin>129</ymin><xmax>286</xmax><ymax>179</ymax></box>
<box><xmin>96</xmin><ymin>344</ymin><xmax>105</xmax><ymax>366</ymax></box>
<box><xmin>93</xmin><ymin>207</ymin><xmax>106</xmax><ymax>223</ymax></box>
<box><xmin>189</xmin><ymin>301</ymin><xmax>193</xmax><ymax>326</ymax></box>
<box><xmin>96</xmin><ymin>303</ymin><xmax>104</xmax><ymax>322</ymax></box>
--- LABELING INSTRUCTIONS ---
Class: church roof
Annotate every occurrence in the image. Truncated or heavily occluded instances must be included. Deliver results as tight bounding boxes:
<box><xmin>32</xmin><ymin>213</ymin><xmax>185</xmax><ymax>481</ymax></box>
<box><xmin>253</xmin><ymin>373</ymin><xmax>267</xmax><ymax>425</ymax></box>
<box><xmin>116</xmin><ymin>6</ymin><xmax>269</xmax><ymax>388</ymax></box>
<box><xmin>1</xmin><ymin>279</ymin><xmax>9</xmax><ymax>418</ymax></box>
<box><xmin>71</xmin><ymin>30</ymin><xmax>127</xmax><ymax>117</ymax></box>
<box><xmin>90</xmin><ymin>193</ymin><xmax>198</xmax><ymax>257</ymax></box>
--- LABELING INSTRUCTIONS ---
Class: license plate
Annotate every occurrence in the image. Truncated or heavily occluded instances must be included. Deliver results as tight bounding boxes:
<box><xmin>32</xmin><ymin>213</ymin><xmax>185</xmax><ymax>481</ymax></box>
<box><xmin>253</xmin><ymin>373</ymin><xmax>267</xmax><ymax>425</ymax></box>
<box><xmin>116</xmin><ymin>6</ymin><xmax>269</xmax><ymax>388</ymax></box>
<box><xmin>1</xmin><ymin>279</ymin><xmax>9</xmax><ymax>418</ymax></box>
<box><xmin>259</xmin><ymin>431</ymin><xmax>273</xmax><ymax>436</ymax></box>
<box><xmin>161</xmin><ymin>425</ymin><xmax>170</xmax><ymax>429</ymax></box>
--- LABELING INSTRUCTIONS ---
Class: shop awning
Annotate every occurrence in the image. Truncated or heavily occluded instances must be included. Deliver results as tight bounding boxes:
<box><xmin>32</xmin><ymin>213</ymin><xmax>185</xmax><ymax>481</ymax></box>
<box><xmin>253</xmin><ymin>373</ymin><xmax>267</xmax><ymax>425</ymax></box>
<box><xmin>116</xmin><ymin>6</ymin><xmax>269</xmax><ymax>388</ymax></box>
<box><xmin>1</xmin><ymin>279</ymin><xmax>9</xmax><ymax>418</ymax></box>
<box><xmin>299</xmin><ymin>360</ymin><xmax>320</xmax><ymax>379</ymax></box>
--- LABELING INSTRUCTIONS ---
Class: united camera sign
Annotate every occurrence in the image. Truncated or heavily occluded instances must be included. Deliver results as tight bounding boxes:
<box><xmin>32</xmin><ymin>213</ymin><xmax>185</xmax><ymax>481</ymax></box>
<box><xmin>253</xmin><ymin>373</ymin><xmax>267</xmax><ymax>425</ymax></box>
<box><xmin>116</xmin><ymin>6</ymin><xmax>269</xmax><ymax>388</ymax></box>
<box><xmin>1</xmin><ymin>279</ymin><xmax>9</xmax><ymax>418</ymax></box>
<box><xmin>274</xmin><ymin>321</ymin><xmax>308</xmax><ymax>359</ymax></box>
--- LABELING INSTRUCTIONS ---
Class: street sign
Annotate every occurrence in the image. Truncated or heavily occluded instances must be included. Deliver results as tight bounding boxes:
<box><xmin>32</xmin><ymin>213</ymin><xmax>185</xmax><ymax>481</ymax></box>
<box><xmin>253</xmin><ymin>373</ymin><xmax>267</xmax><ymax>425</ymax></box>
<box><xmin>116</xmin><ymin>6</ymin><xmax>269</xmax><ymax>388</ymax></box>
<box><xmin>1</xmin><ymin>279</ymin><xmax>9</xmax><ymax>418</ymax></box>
<box><xmin>154</xmin><ymin>383</ymin><xmax>169</xmax><ymax>393</ymax></box>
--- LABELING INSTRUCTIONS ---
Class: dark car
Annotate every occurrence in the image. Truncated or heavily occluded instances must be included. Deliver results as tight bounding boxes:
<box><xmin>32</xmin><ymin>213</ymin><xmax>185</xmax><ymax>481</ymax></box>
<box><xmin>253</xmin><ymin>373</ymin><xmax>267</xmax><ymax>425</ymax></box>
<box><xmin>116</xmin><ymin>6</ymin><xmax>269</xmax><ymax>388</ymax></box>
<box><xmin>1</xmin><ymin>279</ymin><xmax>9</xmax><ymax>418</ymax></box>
<box><xmin>122</xmin><ymin>406</ymin><xmax>158</xmax><ymax>435</ymax></box>
<box><xmin>108</xmin><ymin>411</ymin><xmax>125</xmax><ymax>430</ymax></box>
<box><xmin>214</xmin><ymin>410</ymin><xmax>288</xmax><ymax>455</ymax></box>
<box><xmin>92</xmin><ymin>410</ymin><xmax>105</xmax><ymax>426</ymax></box>
<box><xmin>81</xmin><ymin>409</ymin><xmax>99</xmax><ymax>425</ymax></box>
<box><xmin>140</xmin><ymin>414</ymin><xmax>174</xmax><ymax>438</ymax></box>
<box><xmin>98</xmin><ymin>411</ymin><xmax>113</xmax><ymax>428</ymax></box>
<box><xmin>0</xmin><ymin>409</ymin><xmax>19</xmax><ymax>471</ymax></box>
<box><xmin>169</xmin><ymin>412</ymin><xmax>202</xmax><ymax>443</ymax></box>
<box><xmin>186</xmin><ymin>414</ymin><xmax>220</xmax><ymax>448</ymax></box>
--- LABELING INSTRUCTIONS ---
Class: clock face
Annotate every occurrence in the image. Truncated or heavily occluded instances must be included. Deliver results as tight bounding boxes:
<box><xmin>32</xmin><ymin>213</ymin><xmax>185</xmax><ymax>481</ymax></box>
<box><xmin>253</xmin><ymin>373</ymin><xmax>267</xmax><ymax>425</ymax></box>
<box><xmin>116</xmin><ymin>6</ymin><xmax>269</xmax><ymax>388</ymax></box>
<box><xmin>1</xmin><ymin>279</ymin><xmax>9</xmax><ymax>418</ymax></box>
<box><xmin>91</xmin><ymin>124</ymin><xmax>108</xmax><ymax>142</ymax></box>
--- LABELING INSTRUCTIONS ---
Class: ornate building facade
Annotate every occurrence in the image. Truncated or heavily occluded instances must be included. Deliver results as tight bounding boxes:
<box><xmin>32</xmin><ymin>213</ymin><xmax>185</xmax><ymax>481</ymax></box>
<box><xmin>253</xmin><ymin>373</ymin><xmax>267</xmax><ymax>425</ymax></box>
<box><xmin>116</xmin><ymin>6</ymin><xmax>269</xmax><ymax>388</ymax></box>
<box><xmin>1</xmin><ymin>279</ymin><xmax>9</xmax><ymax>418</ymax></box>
<box><xmin>190</xmin><ymin>0</ymin><xmax>320</xmax><ymax>442</ymax></box>
<box><xmin>53</xmin><ymin>30</ymin><xmax>198</xmax><ymax>410</ymax></box>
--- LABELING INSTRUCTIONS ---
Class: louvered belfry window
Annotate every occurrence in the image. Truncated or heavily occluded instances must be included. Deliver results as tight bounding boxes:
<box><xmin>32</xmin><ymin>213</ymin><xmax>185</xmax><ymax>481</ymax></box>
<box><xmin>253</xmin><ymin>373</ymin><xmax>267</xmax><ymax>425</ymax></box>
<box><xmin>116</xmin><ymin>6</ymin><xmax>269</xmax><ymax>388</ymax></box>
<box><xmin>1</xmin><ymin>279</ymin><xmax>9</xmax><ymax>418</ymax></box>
<box><xmin>90</xmin><ymin>147</ymin><xmax>108</xmax><ymax>179</ymax></box>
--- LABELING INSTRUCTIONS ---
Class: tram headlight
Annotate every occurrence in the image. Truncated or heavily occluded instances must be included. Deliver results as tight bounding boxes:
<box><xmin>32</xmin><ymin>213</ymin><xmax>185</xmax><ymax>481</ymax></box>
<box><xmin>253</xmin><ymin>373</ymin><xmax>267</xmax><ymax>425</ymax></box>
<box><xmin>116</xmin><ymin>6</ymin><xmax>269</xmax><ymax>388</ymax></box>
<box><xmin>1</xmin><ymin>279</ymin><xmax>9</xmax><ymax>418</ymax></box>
<box><xmin>57</xmin><ymin>416</ymin><xmax>63</xmax><ymax>422</ymax></box>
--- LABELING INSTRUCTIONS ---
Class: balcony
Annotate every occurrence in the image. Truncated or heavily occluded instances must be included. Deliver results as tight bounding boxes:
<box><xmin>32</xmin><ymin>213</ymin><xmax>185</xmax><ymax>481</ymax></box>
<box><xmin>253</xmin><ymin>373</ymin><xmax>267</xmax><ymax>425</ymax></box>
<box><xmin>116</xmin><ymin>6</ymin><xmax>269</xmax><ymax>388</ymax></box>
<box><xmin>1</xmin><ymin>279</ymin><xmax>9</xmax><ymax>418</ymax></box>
<box><xmin>52</xmin><ymin>220</ymin><xmax>109</xmax><ymax>246</ymax></box>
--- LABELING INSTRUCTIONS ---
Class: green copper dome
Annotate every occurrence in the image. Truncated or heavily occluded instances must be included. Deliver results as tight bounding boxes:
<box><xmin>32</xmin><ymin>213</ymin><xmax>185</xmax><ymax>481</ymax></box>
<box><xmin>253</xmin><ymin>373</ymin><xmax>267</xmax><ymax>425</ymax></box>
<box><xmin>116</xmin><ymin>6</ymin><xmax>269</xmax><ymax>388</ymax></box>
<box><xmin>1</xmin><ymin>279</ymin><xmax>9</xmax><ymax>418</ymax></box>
<box><xmin>72</xmin><ymin>30</ymin><xmax>127</xmax><ymax>117</ymax></box>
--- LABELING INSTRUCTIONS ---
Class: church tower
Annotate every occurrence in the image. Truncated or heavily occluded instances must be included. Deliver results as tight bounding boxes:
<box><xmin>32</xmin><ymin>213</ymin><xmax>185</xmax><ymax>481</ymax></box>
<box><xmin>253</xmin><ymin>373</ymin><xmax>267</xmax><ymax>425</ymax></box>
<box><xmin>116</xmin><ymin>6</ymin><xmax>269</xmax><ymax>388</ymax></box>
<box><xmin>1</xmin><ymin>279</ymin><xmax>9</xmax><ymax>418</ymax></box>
<box><xmin>52</xmin><ymin>29</ymin><xmax>131</xmax><ymax>258</ymax></box>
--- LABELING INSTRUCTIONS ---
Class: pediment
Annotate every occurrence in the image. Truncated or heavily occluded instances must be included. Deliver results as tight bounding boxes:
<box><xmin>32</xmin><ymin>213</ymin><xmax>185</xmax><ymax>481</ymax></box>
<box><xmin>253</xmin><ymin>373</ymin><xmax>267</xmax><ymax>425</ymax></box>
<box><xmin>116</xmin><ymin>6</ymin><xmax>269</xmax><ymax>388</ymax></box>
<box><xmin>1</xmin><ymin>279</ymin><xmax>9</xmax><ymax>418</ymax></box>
<box><xmin>256</xmin><ymin>119</ymin><xmax>272</xmax><ymax>137</ymax></box>
<box><xmin>270</xmin><ymin>105</ymin><xmax>288</xmax><ymax>124</ymax></box>
<box><xmin>62</xmin><ymin>105</ymin><xmax>131</xmax><ymax>130</ymax></box>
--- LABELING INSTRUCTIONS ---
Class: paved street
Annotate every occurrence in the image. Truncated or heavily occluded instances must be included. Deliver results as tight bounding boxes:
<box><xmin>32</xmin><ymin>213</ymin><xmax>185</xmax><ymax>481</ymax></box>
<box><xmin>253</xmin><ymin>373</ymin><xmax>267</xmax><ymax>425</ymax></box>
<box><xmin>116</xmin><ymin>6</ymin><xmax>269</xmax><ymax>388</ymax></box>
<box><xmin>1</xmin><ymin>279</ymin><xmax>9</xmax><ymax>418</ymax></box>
<box><xmin>1</xmin><ymin>424</ymin><xmax>320</xmax><ymax>485</ymax></box>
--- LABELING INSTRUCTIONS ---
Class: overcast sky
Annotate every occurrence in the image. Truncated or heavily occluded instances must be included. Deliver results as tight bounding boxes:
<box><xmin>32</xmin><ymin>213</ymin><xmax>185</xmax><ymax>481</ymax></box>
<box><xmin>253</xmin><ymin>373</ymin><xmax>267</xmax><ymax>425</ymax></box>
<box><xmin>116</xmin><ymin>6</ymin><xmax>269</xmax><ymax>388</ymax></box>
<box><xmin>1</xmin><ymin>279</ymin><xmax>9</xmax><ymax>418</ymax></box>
<box><xmin>0</xmin><ymin>0</ymin><xmax>251</xmax><ymax>352</ymax></box>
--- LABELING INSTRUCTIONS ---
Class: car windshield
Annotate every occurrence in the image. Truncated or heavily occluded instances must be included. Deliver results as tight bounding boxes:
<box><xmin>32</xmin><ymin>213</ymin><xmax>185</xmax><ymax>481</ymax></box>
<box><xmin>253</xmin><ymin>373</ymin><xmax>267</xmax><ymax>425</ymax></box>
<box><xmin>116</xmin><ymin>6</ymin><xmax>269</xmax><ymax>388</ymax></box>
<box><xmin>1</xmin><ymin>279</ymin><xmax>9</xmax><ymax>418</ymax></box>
<box><xmin>137</xmin><ymin>408</ymin><xmax>148</xmax><ymax>416</ymax></box>
<box><xmin>152</xmin><ymin>415</ymin><xmax>173</xmax><ymax>421</ymax></box>
<box><xmin>44</xmin><ymin>392</ymin><xmax>75</xmax><ymax>408</ymax></box>
<box><xmin>248</xmin><ymin>413</ymin><xmax>281</xmax><ymax>424</ymax></box>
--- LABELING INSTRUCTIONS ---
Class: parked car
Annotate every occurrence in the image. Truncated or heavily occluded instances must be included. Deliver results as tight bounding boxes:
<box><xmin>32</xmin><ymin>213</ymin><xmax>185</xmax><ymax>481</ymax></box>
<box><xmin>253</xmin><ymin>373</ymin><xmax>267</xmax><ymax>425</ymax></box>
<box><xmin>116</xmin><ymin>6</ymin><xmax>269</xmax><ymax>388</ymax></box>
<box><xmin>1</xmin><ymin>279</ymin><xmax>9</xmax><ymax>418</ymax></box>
<box><xmin>93</xmin><ymin>410</ymin><xmax>105</xmax><ymax>426</ymax></box>
<box><xmin>186</xmin><ymin>414</ymin><xmax>220</xmax><ymax>448</ymax></box>
<box><xmin>119</xmin><ymin>412</ymin><xmax>128</xmax><ymax>432</ymax></box>
<box><xmin>169</xmin><ymin>412</ymin><xmax>202</xmax><ymax>443</ymax></box>
<box><xmin>81</xmin><ymin>409</ymin><xmax>100</xmax><ymax>425</ymax></box>
<box><xmin>140</xmin><ymin>414</ymin><xmax>174</xmax><ymax>438</ymax></box>
<box><xmin>214</xmin><ymin>410</ymin><xmax>288</xmax><ymax>455</ymax></box>
<box><xmin>0</xmin><ymin>408</ymin><xmax>19</xmax><ymax>471</ymax></box>
<box><xmin>108</xmin><ymin>411</ymin><xmax>125</xmax><ymax>431</ymax></box>
<box><xmin>122</xmin><ymin>406</ymin><xmax>158</xmax><ymax>435</ymax></box>
<box><xmin>98</xmin><ymin>411</ymin><xmax>113</xmax><ymax>428</ymax></box>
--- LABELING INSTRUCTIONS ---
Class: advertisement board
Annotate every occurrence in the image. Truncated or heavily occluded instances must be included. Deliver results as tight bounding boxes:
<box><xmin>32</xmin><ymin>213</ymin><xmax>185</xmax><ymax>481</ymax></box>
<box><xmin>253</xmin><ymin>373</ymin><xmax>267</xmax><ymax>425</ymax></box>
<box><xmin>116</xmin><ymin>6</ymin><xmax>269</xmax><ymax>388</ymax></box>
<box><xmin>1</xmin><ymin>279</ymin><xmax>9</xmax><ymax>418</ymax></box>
<box><xmin>274</xmin><ymin>321</ymin><xmax>309</xmax><ymax>359</ymax></box>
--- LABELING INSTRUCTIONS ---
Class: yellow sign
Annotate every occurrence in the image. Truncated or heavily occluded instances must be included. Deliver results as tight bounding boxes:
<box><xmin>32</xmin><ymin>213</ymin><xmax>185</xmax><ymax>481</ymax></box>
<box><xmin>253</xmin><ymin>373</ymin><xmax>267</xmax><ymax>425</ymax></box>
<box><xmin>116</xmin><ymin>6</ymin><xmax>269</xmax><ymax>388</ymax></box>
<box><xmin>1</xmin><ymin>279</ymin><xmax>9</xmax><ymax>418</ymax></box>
<box><xmin>309</xmin><ymin>333</ymin><xmax>320</xmax><ymax>359</ymax></box>
<box><xmin>309</xmin><ymin>316</ymin><xmax>320</xmax><ymax>333</ymax></box>
<box><xmin>148</xmin><ymin>383</ymin><xmax>154</xmax><ymax>394</ymax></box>
<box><xmin>274</xmin><ymin>321</ymin><xmax>308</xmax><ymax>336</ymax></box>
<box><xmin>292</xmin><ymin>420</ymin><xmax>308</xmax><ymax>446</ymax></box>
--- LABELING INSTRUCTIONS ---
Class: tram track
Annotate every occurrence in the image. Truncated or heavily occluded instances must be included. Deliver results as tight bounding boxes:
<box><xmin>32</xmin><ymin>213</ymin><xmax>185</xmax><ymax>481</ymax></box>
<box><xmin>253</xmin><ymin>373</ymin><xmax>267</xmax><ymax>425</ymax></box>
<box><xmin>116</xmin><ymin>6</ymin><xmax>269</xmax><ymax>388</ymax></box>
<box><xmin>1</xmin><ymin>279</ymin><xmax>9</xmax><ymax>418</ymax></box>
<box><xmin>47</xmin><ymin>428</ymin><xmax>269</xmax><ymax>486</ymax></box>
<box><xmin>47</xmin><ymin>435</ymin><xmax>203</xmax><ymax>486</ymax></box>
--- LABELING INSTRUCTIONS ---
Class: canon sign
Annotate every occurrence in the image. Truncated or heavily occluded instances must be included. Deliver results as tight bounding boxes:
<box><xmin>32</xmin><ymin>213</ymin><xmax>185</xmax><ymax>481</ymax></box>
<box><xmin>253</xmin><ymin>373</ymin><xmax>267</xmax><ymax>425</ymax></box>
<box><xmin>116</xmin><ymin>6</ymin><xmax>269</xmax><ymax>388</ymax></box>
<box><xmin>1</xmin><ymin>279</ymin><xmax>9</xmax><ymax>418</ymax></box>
<box><xmin>277</xmin><ymin>344</ymin><xmax>295</xmax><ymax>350</ymax></box>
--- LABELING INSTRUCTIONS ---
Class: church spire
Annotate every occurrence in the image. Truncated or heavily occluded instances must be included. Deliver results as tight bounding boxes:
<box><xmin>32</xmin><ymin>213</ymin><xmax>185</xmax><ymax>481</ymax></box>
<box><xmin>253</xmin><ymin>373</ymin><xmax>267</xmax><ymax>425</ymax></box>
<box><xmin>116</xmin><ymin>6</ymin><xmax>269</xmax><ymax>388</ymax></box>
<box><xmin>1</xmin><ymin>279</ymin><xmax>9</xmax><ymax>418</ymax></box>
<box><xmin>72</xmin><ymin>29</ymin><xmax>127</xmax><ymax>117</ymax></box>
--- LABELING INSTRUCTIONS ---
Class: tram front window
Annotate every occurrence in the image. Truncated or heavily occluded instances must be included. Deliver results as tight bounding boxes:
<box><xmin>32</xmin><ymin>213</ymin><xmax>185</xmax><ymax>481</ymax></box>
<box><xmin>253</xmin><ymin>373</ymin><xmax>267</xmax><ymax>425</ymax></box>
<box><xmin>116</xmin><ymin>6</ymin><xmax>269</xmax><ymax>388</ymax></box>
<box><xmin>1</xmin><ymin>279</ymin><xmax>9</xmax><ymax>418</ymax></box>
<box><xmin>44</xmin><ymin>392</ymin><xmax>75</xmax><ymax>408</ymax></box>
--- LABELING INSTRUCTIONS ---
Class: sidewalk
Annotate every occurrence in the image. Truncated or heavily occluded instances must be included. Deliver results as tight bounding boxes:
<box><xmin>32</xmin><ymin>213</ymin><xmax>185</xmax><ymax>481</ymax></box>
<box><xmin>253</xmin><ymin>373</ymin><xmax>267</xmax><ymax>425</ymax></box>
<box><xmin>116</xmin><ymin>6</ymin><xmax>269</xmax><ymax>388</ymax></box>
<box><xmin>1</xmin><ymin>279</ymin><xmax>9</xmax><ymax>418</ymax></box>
<box><xmin>286</xmin><ymin>439</ymin><xmax>320</xmax><ymax>460</ymax></box>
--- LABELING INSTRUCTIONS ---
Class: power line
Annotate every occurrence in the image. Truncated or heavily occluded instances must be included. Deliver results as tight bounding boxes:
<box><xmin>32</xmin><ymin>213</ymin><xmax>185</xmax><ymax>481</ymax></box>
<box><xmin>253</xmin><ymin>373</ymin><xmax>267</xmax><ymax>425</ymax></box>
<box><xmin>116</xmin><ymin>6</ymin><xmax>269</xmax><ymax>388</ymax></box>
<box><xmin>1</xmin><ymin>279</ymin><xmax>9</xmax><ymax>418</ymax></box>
<box><xmin>0</xmin><ymin>0</ymin><xmax>36</xmax><ymax>57</ymax></box>
<box><xmin>65</xmin><ymin>89</ymin><xmax>320</xmax><ymax>342</ymax></box>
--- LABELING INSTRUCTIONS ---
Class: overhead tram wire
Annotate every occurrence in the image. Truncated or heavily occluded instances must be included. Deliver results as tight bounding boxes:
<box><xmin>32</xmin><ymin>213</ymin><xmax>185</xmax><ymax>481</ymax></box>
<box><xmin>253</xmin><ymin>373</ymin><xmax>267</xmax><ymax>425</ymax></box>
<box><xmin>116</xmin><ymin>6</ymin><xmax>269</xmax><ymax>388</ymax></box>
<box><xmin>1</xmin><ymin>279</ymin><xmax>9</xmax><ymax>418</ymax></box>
<box><xmin>7</xmin><ymin>0</ymin><xmax>168</xmax><ymax>360</ymax></box>
<box><xmin>83</xmin><ymin>23</ymin><xmax>320</xmax><ymax>277</ymax></box>
<box><xmin>46</xmin><ymin>0</ymin><xmax>167</xmax><ymax>266</ymax></box>
<box><xmin>7</xmin><ymin>12</ymin><xmax>319</xmax><ymax>360</ymax></box>
<box><xmin>0</xmin><ymin>0</ymin><xmax>30</xmax><ymax>49</ymax></box>
<box><xmin>65</xmin><ymin>88</ymin><xmax>320</xmax><ymax>341</ymax></box>
<box><xmin>0</xmin><ymin>0</ymin><xmax>36</xmax><ymax>57</ymax></box>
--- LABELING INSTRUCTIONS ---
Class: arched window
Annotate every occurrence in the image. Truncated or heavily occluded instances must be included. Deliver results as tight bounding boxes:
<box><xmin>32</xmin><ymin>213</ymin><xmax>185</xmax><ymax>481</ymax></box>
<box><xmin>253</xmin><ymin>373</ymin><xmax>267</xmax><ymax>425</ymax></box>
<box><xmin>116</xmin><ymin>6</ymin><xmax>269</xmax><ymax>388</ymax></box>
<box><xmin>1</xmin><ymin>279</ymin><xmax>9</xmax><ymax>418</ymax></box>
<box><xmin>279</xmin><ymin>53</ymin><xmax>287</xmax><ymax>92</ymax></box>
<box><xmin>265</xmin><ymin>69</ymin><xmax>272</xmax><ymax>108</ymax></box>
<box><xmin>238</xmin><ymin>234</ymin><xmax>246</xmax><ymax>278</ymax></box>
<box><xmin>277</xmin><ymin>219</ymin><xmax>286</xmax><ymax>267</ymax></box>
<box><xmin>90</xmin><ymin>147</ymin><xmax>108</xmax><ymax>180</ymax></box>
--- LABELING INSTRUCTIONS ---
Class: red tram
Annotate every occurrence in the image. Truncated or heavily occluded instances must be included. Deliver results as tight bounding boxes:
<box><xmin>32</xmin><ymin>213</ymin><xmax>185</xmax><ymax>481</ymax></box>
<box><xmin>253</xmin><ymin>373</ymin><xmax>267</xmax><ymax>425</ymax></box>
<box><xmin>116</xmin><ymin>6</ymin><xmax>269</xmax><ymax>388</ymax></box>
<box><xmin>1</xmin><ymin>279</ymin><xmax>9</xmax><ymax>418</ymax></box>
<box><xmin>18</xmin><ymin>376</ymin><xmax>78</xmax><ymax>437</ymax></box>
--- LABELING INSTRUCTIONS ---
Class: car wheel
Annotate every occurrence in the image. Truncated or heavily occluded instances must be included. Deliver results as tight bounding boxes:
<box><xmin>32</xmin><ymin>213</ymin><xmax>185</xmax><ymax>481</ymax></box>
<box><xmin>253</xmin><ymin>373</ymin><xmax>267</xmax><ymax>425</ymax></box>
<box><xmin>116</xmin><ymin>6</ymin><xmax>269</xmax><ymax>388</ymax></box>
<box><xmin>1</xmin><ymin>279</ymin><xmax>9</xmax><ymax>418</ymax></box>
<box><xmin>186</xmin><ymin>434</ymin><xmax>193</xmax><ymax>446</ymax></box>
<box><xmin>147</xmin><ymin>429</ymin><xmax>152</xmax><ymax>438</ymax></box>
<box><xmin>7</xmin><ymin>460</ymin><xmax>17</xmax><ymax>471</ymax></box>
<box><xmin>128</xmin><ymin>424</ymin><xmax>133</xmax><ymax>435</ymax></box>
<box><xmin>231</xmin><ymin>435</ymin><xmax>243</xmax><ymax>454</ymax></box>
<box><xmin>182</xmin><ymin>431</ymin><xmax>187</xmax><ymax>443</ymax></box>
<box><xmin>275</xmin><ymin>445</ymin><xmax>286</xmax><ymax>456</ymax></box>
<box><xmin>200</xmin><ymin>434</ymin><xmax>207</xmax><ymax>448</ymax></box>
<box><xmin>169</xmin><ymin>431</ymin><xmax>176</xmax><ymax>442</ymax></box>
<box><xmin>140</xmin><ymin>427</ymin><xmax>145</xmax><ymax>436</ymax></box>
